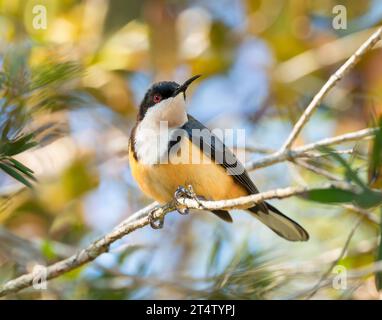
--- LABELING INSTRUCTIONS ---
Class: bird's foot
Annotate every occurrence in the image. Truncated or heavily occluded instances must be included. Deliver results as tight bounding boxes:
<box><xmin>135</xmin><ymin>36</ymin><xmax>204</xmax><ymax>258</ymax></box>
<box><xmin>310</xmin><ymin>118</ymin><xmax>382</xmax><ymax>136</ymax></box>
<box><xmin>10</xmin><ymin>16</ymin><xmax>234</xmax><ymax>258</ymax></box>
<box><xmin>174</xmin><ymin>185</ymin><xmax>190</xmax><ymax>215</ymax></box>
<box><xmin>175</xmin><ymin>184</ymin><xmax>198</xmax><ymax>200</ymax></box>
<box><xmin>174</xmin><ymin>185</ymin><xmax>204</xmax><ymax>214</ymax></box>
<box><xmin>148</xmin><ymin>207</ymin><xmax>164</xmax><ymax>229</ymax></box>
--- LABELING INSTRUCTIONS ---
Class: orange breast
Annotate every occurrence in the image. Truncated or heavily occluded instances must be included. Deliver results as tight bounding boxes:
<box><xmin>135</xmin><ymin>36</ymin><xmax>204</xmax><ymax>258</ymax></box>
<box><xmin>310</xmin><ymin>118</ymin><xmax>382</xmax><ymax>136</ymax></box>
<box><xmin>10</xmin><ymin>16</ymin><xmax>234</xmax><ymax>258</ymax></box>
<box><xmin>129</xmin><ymin>138</ymin><xmax>248</xmax><ymax>204</ymax></box>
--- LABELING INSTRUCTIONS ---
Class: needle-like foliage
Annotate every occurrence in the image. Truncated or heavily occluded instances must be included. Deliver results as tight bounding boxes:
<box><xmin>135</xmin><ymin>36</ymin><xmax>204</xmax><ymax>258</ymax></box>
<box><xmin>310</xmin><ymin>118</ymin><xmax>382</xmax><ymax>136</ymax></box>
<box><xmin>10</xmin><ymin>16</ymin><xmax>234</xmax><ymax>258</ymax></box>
<box><xmin>0</xmin><ymin>44</ymin><xmax>81</xmax><ymax>187</ymax></box>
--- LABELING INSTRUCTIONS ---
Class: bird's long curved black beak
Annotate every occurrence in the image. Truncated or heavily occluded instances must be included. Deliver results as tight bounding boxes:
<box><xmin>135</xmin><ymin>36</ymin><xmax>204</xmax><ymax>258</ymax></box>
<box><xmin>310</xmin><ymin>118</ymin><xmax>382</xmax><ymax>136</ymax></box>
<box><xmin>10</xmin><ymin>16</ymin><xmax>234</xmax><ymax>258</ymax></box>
<box><xmin>173</xmin><ymin>74</ymin><xmax>201</xmax><ymax>98</ymax></box>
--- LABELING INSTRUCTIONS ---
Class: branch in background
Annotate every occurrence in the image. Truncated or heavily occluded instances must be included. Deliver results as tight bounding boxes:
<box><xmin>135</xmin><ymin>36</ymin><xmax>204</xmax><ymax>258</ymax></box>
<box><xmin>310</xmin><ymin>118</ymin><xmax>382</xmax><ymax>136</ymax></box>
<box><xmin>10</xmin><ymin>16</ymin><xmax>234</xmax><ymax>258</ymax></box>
<box><xmin>246</xmin><ymin>127</ymin><xmax>376</xmax><ymax>170</ymax></box>
<box><xmin>293</xmin><ymin>159</ymin><xmax>342</xmax><ymax>181</ymax></box>
<box><xmin>281</xmin><ymin>27</ymin><xmax>382</xmax><ymax>151</ymax></box>
<box><xmin>342</xmin><ymin>204</ymin><xmax>379</xmax><ymax>225</ymax></box>
<box><xmin>299</xmin><ymin>149</ymin><xmax>354</xmax><ymax>159</ymax></box>
<box><xmin>0</xmin><ymin>181</ymin><xmax>365</xmax><ymax>297</ymax></box>
<box><xmin>0</xmin><ymin>202</ymin><xmax>162</xmax><ymax>297</ymax></box>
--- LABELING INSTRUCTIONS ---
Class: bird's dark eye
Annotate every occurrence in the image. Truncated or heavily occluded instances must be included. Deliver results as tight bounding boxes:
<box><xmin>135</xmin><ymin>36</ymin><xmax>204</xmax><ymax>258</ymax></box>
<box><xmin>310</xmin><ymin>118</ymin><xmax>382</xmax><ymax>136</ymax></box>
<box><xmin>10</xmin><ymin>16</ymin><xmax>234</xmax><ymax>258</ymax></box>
<box><xmin>153</xmin><ymin>94</ymin><xmax>162</xmax><ymax>103</ymax></box>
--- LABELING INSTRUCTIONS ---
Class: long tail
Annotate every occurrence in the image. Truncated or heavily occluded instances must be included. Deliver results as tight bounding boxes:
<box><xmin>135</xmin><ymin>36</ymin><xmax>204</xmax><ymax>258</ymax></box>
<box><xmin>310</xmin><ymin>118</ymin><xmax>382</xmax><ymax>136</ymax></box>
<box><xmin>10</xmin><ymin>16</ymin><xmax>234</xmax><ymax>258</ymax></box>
<box><xmin>249</xmin><ymin>203</ymin><xmax>309</xmax><ymax>242</ymax></box>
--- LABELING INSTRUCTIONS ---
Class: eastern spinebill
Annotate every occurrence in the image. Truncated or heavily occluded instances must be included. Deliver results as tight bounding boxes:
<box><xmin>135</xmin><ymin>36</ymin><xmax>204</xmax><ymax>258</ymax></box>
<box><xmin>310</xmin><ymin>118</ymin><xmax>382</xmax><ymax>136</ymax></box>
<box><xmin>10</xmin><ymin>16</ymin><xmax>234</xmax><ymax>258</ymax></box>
<box><xmin>129</xmin><ymin>75</ymin><xmax>309</xmax><ymax>241</ymax></box>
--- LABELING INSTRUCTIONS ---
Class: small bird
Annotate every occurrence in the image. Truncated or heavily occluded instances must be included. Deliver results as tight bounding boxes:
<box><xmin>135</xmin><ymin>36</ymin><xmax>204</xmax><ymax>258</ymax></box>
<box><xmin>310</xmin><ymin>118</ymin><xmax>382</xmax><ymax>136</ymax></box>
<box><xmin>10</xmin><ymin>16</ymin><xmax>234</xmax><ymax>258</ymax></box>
<box><xmin>129</xmin><ymin>75</ymin><xmax>309</xmax><ymax>241</ymax></box>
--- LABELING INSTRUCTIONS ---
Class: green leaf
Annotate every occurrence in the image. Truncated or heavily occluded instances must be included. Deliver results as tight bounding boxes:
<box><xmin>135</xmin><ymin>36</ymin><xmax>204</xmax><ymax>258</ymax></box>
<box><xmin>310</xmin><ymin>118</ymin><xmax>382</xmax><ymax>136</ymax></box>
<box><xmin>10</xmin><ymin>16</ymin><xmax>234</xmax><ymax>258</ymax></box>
<box><xmin>8</xmin><ymin>157</ymin><xmax>34</xmax><ymax>174</ymax></box>
<box><xmin>369</xmin><ymin>118</ymin><xmax>382</xmax><ymax>186</ymax></box>
<box><xmin>7</xmin><ymin>159</ymin><xmax>37</xmax><ymax>181</ymax></box>
<box><xmin>0</xmin><ymin>162</ymin><xmax>33</xmax><ymax>188</ymax></box>
<box><xmin>0</xmin><ymin>133</ymin><xmax>37</xmax><ymax>156</ymax></box>
<box><xmin>305</xmin><ymin>187</ymin><xmax>382</xmax><ymax>209</ymax></box>
<box><xmin>304</xmin><ymin>188</ymin><xmax>356</xmax><ymax>204</ymax></box>
<box><xmin>353</xmin><ymin>190</ymin><xmax>382</xmax><ymax>209</ymax></box>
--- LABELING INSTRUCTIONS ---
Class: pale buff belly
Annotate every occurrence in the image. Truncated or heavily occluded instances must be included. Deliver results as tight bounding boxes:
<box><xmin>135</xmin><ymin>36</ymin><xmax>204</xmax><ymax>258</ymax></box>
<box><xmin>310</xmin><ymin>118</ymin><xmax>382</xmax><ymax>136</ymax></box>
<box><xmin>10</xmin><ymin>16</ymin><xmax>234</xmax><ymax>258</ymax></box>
<box><xmin>129</xmin><ymin>138</ymin><xmax>248</xmax><ymax>204</ymax></box>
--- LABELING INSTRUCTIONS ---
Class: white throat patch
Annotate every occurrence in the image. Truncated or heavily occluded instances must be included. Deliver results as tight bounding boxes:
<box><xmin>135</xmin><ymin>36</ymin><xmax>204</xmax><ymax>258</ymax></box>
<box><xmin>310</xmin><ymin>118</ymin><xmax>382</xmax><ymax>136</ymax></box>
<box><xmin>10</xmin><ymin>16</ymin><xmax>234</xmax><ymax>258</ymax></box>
<box><xmin>134</xmin><ymin>95</ymin><xmax>188</xmax><ymax>165</ymax></box>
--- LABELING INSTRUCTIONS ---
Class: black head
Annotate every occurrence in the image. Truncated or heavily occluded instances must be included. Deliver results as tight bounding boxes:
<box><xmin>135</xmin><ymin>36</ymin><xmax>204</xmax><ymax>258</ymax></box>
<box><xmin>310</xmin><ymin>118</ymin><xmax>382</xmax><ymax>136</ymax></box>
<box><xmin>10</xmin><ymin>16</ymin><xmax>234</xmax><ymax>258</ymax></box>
<box><xmin>137</xmin><ymin>75</ymin><xmax>201</xmax><ymax>121</ymax></box>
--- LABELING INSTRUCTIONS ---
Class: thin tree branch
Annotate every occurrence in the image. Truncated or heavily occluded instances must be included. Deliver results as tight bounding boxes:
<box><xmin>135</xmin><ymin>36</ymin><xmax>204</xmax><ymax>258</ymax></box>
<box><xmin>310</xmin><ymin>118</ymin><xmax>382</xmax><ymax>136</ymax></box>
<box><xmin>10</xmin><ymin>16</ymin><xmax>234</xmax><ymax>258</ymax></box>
<box><xmin>299</xmin><ymin>148</ymin><xmax>354</xmax><ymax>159</ymax></box>
<box><xmin>293</xmin><ymin>159</ymin><xmax>341</xmax><ymax>181</ymax></box>
<box><xmin>342</xmin><ymin>204</ymin><xmax>379</xmax><ymax>225</ymax></box>
<box><xmin>175</xmin><ymin>182</ymin><xmax>360</xmax><ymax>212</ymax></box>
<box><xmin>0</xmin><ymin>202</ymin><xmax>169</xmax><ymax>297</ymax></box>
<box><xmin>0</xmin><ymin>181</ymin><xmax>364</xmax><ymax>297</ymax></box>
<box><xmin>246</xmin><ymin>127</ymin><xmax>376</xmax><ymax>171</ymax></box>
<box><xmin>281</xmin><ymin>27</ymin><xmax>382</xmax><ymax>151</ymax></box>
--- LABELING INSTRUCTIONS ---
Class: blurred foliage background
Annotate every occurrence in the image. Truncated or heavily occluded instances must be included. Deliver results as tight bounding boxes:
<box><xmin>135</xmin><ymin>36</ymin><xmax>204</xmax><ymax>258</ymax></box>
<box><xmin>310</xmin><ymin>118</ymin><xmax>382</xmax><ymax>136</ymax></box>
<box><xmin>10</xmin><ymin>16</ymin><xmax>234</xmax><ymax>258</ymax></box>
<box><xmin>0</xmin><ymin>0</ymin><xmax>382</xmax><ymax>299</ymax></box>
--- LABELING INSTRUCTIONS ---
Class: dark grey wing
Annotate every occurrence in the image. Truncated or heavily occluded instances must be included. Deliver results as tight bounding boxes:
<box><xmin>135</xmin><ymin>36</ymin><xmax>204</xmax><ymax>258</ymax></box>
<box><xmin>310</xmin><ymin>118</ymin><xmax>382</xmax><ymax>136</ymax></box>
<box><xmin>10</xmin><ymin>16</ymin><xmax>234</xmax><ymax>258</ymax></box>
<box><xmin>181</xmin><ymin>114</ymin><xmax>268</xmax><ymax>214</ymax></box>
